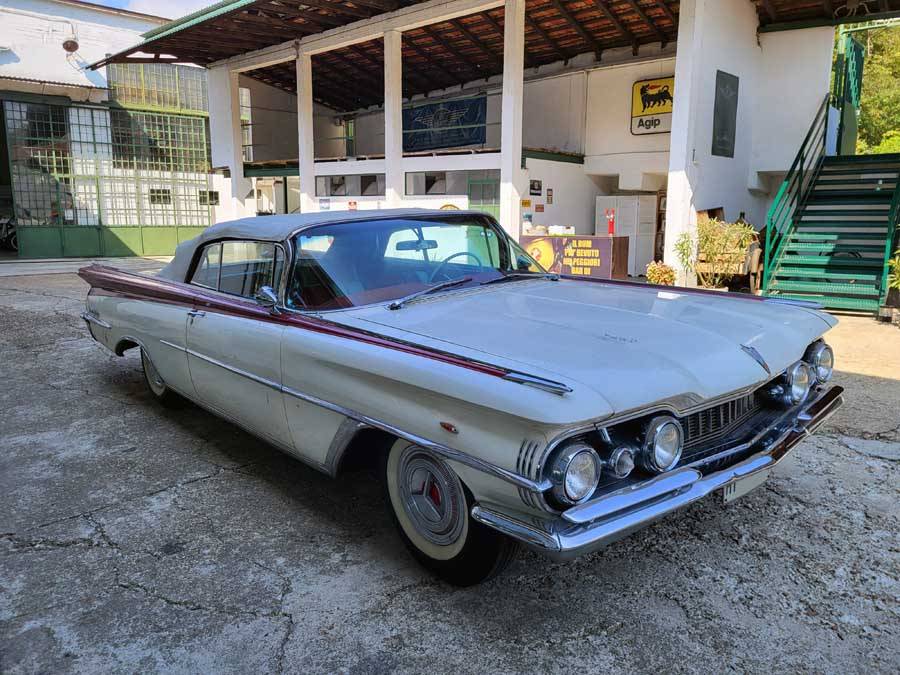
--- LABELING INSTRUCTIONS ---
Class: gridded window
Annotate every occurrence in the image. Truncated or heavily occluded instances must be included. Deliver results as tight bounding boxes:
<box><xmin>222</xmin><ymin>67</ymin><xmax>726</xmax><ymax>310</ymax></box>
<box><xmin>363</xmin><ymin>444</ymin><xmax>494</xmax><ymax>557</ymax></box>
<box><xmin>107</xmin><ymin>63</ymin><xmax>208</xmax><ymax>113</ymax></box>
<box><xmin>2</xmin><ymin>101</ymin><xmax>214</xmax><ymax>229</ymax></box>
<box><xmin>405</xmin><ymin>171</ymin><xmax>447</xmax><ymax>195</ymax></box>
<box><xmin>110</xmin><ymin>110</ymin><xmax>210</xmax><ymax>173</ymax></box>
<box><xmin>199</xmin><ymin>190</ymin><xmax>220</xmax><ymax>206</ymax></box>
<box><xmin>149</xmin><ymin>189</ymin><xmax>172</xmax><ymax>205</ymax></box>
<box><xmin>240</xmin><ymin>87</ymin><xmax>253</xmax><ymax>162</ymax></box>
<box><xmin>3</xmin><ymin>101</ymin><xmax>73</xmax><ymax>226</ymax></box>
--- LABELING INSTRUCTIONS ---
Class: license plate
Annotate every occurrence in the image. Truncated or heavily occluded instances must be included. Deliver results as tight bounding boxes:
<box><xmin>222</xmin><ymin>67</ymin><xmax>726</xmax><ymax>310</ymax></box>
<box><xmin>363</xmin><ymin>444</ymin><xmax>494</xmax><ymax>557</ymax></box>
<box><xmin>722</xmin><ymin>468</ymin><xmax>771</xmax><ymax>504</ymax></box>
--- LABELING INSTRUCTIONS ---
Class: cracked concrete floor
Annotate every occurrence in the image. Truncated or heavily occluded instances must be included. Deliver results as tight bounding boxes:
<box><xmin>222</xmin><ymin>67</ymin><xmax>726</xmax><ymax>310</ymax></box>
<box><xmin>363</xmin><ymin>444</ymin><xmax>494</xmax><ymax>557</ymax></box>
<box><xmin>1</xmin><ymin>272</ymin><xmax>899</xmax><ymax>674</ymax></box>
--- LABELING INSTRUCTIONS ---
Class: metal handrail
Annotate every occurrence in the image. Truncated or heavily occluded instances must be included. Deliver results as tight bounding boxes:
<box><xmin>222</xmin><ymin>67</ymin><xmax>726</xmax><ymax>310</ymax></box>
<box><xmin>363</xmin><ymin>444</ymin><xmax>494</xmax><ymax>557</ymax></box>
<box><xmin>880</xmin><ymin>171</ymin><xmax>900</xmax><ymax>305</ymax></box>
<box><xmin>762</xmin><ymin>94</ymin><xmax>831</xmax><ymax>292</ymax></box>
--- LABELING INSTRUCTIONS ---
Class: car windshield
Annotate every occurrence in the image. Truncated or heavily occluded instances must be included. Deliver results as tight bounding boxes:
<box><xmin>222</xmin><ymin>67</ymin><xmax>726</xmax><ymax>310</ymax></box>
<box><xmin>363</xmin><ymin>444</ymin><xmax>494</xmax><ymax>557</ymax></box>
<box><xmin>285</xmin><ymin>215</ymin><xmax>544</xmax><ymax>310</ymax></box>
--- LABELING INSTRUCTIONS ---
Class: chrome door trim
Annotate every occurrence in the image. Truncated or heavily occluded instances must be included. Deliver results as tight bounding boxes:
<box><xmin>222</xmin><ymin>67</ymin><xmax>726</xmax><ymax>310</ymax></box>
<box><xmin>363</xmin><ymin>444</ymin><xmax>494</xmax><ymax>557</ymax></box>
<box><xmin>168</xmin><ymin>344</ymin><xmax>551</xmax><ymax>493</ymax></box>
<box><xmin>81</xmin><ymin>311</ymin><xmax>111</xmax><ymax>329</ymax></box>
<box><xmin>167</xmin><ymin>339</ymin><xmax>281</xmax><ymax>392</ymax></box>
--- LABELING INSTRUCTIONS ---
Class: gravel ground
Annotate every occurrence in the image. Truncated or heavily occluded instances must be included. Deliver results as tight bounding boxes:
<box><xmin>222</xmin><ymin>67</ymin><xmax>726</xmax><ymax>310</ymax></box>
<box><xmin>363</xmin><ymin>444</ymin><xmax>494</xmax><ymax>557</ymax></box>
<box><xmin>1</xmin><ymin>271</ymin><xmax>898</xmax><ymax>674</ymax></box>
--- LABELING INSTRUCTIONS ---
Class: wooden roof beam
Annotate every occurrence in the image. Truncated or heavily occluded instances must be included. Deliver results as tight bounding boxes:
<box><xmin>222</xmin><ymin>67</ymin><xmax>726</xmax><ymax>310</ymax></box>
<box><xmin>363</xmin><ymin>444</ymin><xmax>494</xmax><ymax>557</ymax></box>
<box><xmin>546</xmin><ymin>0</ymin><xmax>604</xmax><ymax>61</ymax></box>
<box><xmin>592</xmin><ymin>0</ymin><xmax>638</xmax><ymax>54</ymax></box>
<box><xmin>524</xmin><ymin>14</ymin><xmax>569</xmax><ymax>63</ymax></box>
<box><xmin>402</xmin><ymin>37</ymin><xmax>465</xmax><ymax>92</ymax></box>
<box><xmin>653</xmin><ymin>0</ymin><xmax>677</xmax><ymax>26</ymax></box>
<box><xmin>450</xmin><ymin>18</ymin><xmax>502</xmax><ymax>68</ymax></box>
<box><xmin>420</xmin><ymin>25</ymin><xmax>487</xmax><ymax>80</ymax></box>
<box><xmin>760</xmin><ymin>0</ymin><xmax>778</xmax><ymax>21</ymax></box>
<box><xmin>623</xmin><ymin>0</ymin><xmax>667</xmax><ymax>46</ymax></box>
<box><xmin>300</xmin><ymin>0</ymin><xmax>375</xmax><ymax>21</ymax></box>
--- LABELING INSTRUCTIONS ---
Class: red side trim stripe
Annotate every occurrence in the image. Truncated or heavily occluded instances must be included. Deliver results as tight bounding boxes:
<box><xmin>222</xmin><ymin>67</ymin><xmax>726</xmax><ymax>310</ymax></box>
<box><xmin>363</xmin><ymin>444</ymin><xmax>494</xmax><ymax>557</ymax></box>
<box><xmin>78</xmin><ymin>264</ymin><xmax>510</xmax><ymax>379</ymax></box>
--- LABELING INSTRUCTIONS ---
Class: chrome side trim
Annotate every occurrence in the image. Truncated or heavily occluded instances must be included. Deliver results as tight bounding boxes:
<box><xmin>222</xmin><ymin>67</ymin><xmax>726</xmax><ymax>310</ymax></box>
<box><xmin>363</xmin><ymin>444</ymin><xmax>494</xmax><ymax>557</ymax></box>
<box><xmin>165</xmin><ymin>340</ymin><xmax>549</xmax><ymax>492</ymax></box>
<box><xmin>172</xmin><ymin>342</ymin><xmax>281</xmax><ymax>392</ymax></box>
<box><xmin>503</xmin><ymin>372</ymin><xmax>573</xmax><ymax>395</ymax></box>
<box><xmin>162</xmin><ymin>380</ymin><xmax>330</xmax><ymax>474</ymax></box>
<box><xmin>159</xmin><ymin>338</ymin><xmax>186</xmax><ymax>352</ymax></box>
<box><xmin>81</xmin><ymin>311</ymin><xmax>111</xmax><ymax>329</ymax></box>
<box><xmin>282</xmin><ymin>383</ymin><xmax>553</xmax><ymax>493</ymax></box>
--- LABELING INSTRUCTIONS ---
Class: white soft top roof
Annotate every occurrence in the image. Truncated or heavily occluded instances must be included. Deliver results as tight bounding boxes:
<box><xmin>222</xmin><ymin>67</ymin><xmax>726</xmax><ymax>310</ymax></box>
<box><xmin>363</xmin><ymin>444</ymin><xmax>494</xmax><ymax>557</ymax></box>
<box><xmin>157</xmin><ymin>208</ymin><xmax>486</xmax><ymax>281</ymax></box>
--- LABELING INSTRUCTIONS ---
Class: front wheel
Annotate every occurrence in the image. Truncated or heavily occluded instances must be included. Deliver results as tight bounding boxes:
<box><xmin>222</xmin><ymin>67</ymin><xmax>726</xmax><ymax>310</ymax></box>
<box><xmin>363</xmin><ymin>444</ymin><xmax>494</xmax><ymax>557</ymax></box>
<box><xmin>140</xmin><ymin>348</ymin><xmax>184</xmax><ymax>408</ymax></box>
<box><xmin>383</xmin><ymin>439</ymin><xmax>518</xmax><ymax>586</ymax></box>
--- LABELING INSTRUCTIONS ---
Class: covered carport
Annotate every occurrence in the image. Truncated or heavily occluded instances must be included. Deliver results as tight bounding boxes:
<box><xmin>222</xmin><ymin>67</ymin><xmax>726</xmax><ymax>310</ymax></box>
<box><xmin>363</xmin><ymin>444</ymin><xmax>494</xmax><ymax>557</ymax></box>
<box><xmin>91</xmin><ymin>0</ymin><xmax>900</xmax><ymax>253</ymax></box>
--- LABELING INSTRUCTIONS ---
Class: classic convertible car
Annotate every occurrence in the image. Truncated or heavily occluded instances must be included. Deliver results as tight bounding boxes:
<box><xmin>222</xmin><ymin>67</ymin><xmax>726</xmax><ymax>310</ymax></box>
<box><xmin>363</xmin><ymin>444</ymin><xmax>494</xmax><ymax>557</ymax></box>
<box><xmin>79</xmin><ymin>209</ymin><xmax>843</xmax><ymax>585</ymax></box>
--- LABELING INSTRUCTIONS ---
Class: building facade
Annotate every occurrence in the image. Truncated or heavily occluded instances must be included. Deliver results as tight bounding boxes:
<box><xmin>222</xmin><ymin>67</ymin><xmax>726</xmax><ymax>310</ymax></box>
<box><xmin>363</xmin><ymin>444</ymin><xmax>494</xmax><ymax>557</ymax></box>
<box><xmin>0</xmin><ymin>0</ymin><xmax>223</xmax><ymax>257</ymax></box>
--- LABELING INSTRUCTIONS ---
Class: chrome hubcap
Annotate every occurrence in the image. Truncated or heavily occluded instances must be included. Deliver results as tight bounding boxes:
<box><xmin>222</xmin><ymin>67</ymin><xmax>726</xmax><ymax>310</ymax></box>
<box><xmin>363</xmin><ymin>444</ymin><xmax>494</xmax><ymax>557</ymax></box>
<box><xmin>398</xmin><ymin>447</ymin><xmax>465</xmax><ymax>547</ymax></box>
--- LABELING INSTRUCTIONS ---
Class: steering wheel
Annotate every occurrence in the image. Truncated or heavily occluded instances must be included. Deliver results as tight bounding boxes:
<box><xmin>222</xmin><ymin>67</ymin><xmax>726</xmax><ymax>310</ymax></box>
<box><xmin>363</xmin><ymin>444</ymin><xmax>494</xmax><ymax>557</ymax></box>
<box><xmin>428</xmin><ymin>251</ymin><xmax>484</xmax><ymax>281</ymax></box>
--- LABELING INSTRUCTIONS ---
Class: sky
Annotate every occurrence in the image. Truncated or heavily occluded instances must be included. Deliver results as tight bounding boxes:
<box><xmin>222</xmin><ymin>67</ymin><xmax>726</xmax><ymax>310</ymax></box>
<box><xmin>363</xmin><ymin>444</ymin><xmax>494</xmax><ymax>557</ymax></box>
<box><xmin>95</xmin><ymin>0</ymin><xmax>215</xmax><ymax>21</ymax></box>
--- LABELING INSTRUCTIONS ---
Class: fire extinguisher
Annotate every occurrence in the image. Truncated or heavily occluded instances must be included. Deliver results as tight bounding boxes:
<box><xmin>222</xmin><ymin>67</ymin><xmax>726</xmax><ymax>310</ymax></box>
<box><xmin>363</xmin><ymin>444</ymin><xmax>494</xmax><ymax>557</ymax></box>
<box><xmin>605</xmin><ymin>208</ymin><xmax>616</xmax><ymax>236</ymax></box>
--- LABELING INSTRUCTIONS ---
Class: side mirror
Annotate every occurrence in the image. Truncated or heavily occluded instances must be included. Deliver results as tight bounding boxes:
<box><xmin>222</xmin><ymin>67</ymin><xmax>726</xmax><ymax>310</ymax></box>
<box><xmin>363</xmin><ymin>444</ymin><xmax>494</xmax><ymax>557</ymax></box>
<box><xmin>255</xmin><ymin>285</ymin><xmax>279</xmax><ymax>313</ymax></box>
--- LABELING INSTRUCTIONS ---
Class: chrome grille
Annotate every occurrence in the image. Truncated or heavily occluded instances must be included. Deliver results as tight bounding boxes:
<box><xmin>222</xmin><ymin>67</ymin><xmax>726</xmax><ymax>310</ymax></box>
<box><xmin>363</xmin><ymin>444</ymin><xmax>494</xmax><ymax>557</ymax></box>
<box><xmin>682</xmin><ymin>392</ymin><xmax>762</xmax><ymax>452</ymax></box>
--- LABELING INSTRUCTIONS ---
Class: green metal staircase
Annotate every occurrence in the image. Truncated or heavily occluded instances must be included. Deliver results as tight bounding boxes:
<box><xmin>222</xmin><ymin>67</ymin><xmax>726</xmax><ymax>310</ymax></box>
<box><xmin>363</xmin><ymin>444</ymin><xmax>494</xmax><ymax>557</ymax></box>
<box><xmin>762</xmin><ymin>97</ymin><xmax>900</xmax><ymax>313</ymax></box>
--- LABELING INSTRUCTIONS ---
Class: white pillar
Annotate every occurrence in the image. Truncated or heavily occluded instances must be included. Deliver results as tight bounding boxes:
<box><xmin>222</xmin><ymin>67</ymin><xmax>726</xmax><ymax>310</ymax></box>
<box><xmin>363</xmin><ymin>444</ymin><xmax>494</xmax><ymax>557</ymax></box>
<box><xmin>384</xmin><ymin>30</ymin><xmax>404</xmax><ymax>207</ymax></box>
<box><xmin>499</xmin><ymin>0</ymin><xmax>525</xmax><ymax>239</ymax></box>
<box><xmin>207</xmin><ymin>65</ymin><xmax>254</xmax><ymax>220</ymax></box>
<box><xmin>296</xmin><ymin>51</ymin><xmax>317</xmax><ymax>212</ymax></box>
<box><xmin>663</xmin><ymin>0</ymin><xmax>702</xmax><ymax>284</ymax></box>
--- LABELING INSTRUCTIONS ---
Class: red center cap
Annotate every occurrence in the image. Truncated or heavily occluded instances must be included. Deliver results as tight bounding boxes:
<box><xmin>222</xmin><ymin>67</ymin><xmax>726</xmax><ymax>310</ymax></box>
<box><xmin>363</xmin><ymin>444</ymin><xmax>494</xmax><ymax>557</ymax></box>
<box><xmin>428</xmin><ymin>479</ymin><xmax>442</xmax><ymax>507</ymax></box>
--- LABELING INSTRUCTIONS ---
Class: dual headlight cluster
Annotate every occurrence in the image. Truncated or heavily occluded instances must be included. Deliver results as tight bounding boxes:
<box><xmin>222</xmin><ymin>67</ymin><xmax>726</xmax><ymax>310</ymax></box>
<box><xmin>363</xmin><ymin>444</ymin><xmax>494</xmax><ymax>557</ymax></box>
<box><xmin>776</xmin><ymin>341</ymin><xmax>834</xmax><ymax>407</ymax></box>
<box><xmin>548</xmin><ymin>341</ymin><xmax>834</xmax><ymax>507</ymax></box>
<box><xmin>548</xmin><ymin>416</ymin><xmax>681</xmax><ymax>506</ymax></box>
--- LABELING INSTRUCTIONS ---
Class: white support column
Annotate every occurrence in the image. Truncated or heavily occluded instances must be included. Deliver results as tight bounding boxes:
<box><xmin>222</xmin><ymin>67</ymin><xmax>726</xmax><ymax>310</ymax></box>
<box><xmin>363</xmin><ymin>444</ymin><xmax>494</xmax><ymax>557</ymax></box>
<box><xmin>663</xmin><ymin>0</ymin><xmax>702</xmax><ymax>284</ymax></box>
<box><xmin>384</xmin><ymin>30</ymin><xmax>404</xmax><ymax>207</ymax></box>
<box><xmin>207</xmin><ymin>65</ymin><xmax>254</xmax><ymax>220</ymax></box>
<box><xmin>499</xmin><ymin>0</ymin><xmax>525</xmax><ymax>238</ymax></box>
<box><xmin>296</xmin><ymin>51</ymin><xmax>317</xmax><ymax>212</ymax></box>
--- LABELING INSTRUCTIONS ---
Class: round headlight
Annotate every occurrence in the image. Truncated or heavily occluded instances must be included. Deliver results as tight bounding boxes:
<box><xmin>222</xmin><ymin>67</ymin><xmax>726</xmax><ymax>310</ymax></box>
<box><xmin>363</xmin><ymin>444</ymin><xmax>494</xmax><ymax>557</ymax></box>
<box><xmin>638</xmin><ymin>416</ymin><xmax>684</xmax><ymax>473</ymax></box>
<box><xmin>606</xmin><ymin>446</ymin><xmax>636</xmax><ymax>479</ymax></box>
<box><xmin>550</xmin><ymin>443</ymin><xmax>601</xmax><ymax>505</ymax></box>
<box><xmin>806</xmin><ymin>342</ymin><xmax>834</xmax><ymax>383</ymax></box>
<box><xmin>784</xmin><ymin>361</ymin><xmax>813</xmax><ymax>405</ymax></box>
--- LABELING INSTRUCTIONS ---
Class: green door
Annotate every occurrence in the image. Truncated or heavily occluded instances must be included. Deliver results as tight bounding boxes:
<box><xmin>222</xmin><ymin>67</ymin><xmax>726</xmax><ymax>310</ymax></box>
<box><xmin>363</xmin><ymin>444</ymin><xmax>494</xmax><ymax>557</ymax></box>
<box><xmin>467</xmin><ymin>179</ymin><xmax>500</xmax><ymax>220</ymax></box>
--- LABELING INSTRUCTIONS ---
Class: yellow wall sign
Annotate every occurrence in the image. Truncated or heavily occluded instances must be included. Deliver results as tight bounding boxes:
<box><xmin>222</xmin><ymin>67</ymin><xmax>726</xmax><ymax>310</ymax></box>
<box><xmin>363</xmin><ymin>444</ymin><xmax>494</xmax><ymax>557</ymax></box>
<box><xmin>631</xmin><ymin>76</ymin><xmax>674</xmax><ymax>135</ymax></box>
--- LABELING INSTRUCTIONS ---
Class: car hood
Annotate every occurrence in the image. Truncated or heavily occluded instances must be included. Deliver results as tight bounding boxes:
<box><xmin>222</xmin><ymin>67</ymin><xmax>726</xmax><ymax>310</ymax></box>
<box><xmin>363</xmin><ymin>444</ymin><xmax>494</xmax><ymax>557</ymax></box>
<box><xmin>334</xmin><ymin>279</ymin><xmax>836</xmax><ymax>416</ymax></box>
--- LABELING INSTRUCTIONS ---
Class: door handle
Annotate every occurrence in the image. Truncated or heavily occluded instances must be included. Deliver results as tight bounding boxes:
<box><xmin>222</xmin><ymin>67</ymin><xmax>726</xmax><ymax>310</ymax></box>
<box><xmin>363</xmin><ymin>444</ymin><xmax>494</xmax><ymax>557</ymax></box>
<box><xmin>187</xmin><ymin>310</ymin><xmax>206</xmax><ymax>318</ymax></box>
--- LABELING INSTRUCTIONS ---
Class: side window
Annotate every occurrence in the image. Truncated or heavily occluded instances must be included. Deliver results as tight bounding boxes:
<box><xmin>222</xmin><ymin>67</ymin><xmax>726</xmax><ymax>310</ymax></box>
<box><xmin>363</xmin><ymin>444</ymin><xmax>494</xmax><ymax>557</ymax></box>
<box><xmin>190</xmin><ymin>243</ymin><xmax>221</xmax><ymax>289</ymax></box>
<box><xmin>219</xmin><ymin>241</ymin><xmax>279</xmax><ymax>298</ymax></box>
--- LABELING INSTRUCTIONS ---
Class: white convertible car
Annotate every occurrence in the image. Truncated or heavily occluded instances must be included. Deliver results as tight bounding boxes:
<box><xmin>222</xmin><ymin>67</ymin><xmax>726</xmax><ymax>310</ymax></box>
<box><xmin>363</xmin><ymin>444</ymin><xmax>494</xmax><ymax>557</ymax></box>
<box><xmin>80</xmin><ymin>209</ymin><xmax>843</xmax><ymax>585</ymax></box>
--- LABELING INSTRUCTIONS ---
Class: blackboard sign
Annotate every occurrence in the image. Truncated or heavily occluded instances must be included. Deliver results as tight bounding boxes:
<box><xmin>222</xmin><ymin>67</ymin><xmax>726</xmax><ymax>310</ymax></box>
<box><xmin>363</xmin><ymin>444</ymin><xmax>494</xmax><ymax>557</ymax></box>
<box><xmin>712</xmin><ymin>70</ymin><xmax>739</xmax><ymax>158</ymax></box>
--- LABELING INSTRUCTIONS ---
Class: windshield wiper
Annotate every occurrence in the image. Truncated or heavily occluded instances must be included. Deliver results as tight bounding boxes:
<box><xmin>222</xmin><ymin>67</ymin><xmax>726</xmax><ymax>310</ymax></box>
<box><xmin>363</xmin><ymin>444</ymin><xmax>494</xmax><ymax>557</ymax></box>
<box><xmin>480</xmin><ymin>272</ymin><xmax>559</xmax><ymax>286</ymax></box>
<box><xmin>388</xmin><ymin>276</ymin><xmax>473</xmax><ymax>310</ymax></box>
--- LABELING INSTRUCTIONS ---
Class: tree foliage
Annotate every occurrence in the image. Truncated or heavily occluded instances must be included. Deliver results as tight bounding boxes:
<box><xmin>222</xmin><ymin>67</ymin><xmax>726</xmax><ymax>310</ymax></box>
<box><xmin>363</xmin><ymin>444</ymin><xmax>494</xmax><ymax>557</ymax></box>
<box><xmin>857</xmin><ymin>28</ymin><xmax>900</xmax><ymax>153</ymax></box>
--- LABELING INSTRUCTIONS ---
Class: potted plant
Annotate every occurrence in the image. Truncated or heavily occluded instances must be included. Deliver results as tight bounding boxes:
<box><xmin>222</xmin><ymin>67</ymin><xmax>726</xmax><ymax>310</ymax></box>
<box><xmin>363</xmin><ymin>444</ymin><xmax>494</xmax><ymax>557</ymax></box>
<box><xmin>645</xmin><ymin>261</ymin><xmax>676</xmax><ymax>285</ymax></box>
<box><xmin>675</xmin><ymin>218</ymin><xmax>756</xmax><ymax>291</ymax></box>
<box><xmin>887</xmin><ymin>247</ymin><xmax>900</xmax><ymax>311</ymax></box>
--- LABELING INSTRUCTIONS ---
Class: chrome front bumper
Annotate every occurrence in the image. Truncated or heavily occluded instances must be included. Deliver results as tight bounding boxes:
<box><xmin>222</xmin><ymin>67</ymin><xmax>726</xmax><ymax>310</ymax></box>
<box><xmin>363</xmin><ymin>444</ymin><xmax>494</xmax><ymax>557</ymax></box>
<box><xmin>472</xmin><ymin>385</ymin><xmax>844</xmax><ymax>561</ymax></box>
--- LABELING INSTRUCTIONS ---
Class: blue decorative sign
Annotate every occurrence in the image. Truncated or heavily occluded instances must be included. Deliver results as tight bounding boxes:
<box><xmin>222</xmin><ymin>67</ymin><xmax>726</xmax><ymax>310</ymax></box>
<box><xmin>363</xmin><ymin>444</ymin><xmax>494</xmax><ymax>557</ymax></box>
<box><xmin>403</xmin><ymin>96</ymin><xmax>487</xmax><ymax>152</ymax></box>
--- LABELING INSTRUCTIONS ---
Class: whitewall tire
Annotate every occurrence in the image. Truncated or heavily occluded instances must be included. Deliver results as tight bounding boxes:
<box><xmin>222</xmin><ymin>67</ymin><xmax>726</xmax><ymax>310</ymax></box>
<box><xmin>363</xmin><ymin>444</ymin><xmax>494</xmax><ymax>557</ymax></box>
<box><xmin>383</xmin><ymin>439</ymin><xmax>518</xmax><ymax>586</ymax></box>
<box><xmin>140</xmin><ymin>348</ymin><xmax>183</xmax><ymax>408</ymax></box>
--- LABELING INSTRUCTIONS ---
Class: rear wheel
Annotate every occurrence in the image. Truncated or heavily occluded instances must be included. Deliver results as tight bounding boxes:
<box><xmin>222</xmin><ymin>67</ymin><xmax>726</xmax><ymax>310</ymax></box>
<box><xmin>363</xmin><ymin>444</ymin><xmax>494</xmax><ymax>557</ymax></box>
<box><xmin>141</xmin><ymin>348</ymin><xmax>184</xmax><ymax>408</ymax></box>
<box><xmin>383</xmin><ymin>439</ymin><xmax>518</xmax><ymax>586</ymax></box>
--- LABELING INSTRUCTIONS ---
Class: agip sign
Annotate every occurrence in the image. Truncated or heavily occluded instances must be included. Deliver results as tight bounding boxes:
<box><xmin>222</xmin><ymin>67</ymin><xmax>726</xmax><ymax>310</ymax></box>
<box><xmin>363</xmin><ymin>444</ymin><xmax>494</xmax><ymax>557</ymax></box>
<box><xmin>631</xmin><ymin>76</ymin><xmax>674</xmax><ymax>135</ymax></box>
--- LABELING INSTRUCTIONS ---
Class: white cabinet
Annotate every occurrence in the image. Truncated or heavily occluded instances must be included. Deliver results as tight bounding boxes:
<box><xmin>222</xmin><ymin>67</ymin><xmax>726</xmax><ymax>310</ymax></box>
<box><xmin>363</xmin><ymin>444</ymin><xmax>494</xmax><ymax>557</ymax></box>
<box><xmin>595</xmin><ymin>195</ymin><xmax>657</xmax><ymax>277</ymax></box>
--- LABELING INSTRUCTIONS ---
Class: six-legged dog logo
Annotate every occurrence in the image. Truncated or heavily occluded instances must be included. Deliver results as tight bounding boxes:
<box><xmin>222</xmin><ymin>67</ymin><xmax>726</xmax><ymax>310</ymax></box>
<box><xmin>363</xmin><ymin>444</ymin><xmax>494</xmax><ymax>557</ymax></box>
<box><xmin>640</xmin><ymin>83</ymin><xmax>673</xmax><ymax>112</ymax></box>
